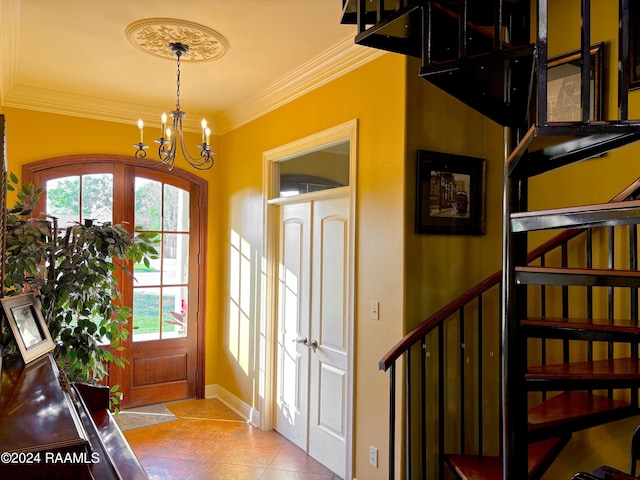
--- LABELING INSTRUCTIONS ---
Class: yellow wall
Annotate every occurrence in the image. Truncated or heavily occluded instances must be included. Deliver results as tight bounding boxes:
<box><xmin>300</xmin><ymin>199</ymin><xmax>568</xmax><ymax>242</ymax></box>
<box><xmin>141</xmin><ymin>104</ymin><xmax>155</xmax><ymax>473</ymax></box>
<box><xmin>217</xmin><ymin>53</ymin><xmax>407</xmax><ymax>479</ymax></box>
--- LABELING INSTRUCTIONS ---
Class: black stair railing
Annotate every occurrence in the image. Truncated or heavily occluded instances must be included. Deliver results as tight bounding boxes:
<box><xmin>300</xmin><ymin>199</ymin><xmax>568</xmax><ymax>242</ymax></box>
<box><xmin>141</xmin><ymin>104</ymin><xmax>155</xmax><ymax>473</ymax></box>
<box><xmin>380</xmin><ymin>179</ymin><xmax>640</xmax><ymax>480</ymax></box>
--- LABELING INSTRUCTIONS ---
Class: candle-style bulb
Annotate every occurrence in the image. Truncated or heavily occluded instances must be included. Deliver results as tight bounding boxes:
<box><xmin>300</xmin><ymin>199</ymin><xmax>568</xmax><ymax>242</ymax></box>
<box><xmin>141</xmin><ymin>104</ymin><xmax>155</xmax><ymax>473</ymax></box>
<box><xmin>137</xmin><ymin>119</ymin><xmax>144</xmax><ymax>144</ymax></box>
<box><xmin>205</xmin><ymin>127</ymin><xmax>211</xmax><ymax>145</ymax></box>
<box><xmin>201</xmin><ymin>118</ymin><xmax>207</xmax><ymax>143</ymax></box>
<box><xmin>161</xmin><ymin>113</ymin><xmax>167</xmax><ymax>138</ymax></box>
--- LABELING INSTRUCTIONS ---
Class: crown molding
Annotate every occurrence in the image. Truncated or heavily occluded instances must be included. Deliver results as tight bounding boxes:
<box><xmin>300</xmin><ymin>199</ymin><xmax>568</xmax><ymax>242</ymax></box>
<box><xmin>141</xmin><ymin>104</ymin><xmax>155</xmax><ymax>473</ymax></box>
<box><xmin>2</xmin><ymin>84</ymin><xmax>212</xmax><ymax>133</ymax></box>
<box><xmin>1</xmin><ymin>15</ymin><xmax>383</xmax><ymax>134</ymax></box>
<box><xmin>214</xmin><ymin>34</ymin><xmax>385</xmax><ymax>134</ymax></box>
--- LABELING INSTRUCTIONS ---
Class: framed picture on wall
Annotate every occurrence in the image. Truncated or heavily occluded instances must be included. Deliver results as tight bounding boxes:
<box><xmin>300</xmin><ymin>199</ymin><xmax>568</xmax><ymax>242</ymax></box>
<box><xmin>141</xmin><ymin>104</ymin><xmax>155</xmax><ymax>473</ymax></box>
<box><xmin>547</xmin><ymin>42</ymin><xmax>604</xmax><ymax>121</ymax></box>
<box><xmin>1</xmin><ymin>293</ymin><xmax>54</xmax><ymax>364</ymax></box>
<box><xmin>415</xmin><ymin>150</ymin><xmax>486</xmax><ymax>235</ymax></box>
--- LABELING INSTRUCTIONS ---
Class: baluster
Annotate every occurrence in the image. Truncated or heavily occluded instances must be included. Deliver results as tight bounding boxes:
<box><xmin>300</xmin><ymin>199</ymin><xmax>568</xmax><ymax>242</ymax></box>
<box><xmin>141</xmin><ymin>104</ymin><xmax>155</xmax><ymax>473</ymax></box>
<box><xmin>477</xmin><ymin>294</ymin><xmax>484</xmax><ymax>455</ymax></box>
<box><xmin>494</xmin><ymin>0</ymin><xmax>503</xmax><ymax>51</ymax></box>
<box><xmin>537</xmin><ymin>0</ymin><xmax>549</xmax><ymax>124</ymax></box>
<box><xmin>630</xmin><ymin>225</ymin><xmax>638</xmax><ymax>407</ymax></box>
<box><xmin>587</xmin><ymin>229</ymin><xmax>594</xmax><ymax>362</ymax></box>
<box><xmin>562</xmin><ymin>242</ymin><xmax>570</xmax><ymax>363</ymax></box>
<box><xmin>459</xmin><ymin>0</ymin><xmax>468</xmax><ymax>59</ymax></box>
<box><xmin>389</xmin><ymin>363</ymin><xmax>396</xmax><ymax>480</ymax></box>
<box><xmin>438</xmin><ymin>324</ymin><xmax>445</xmax><ymax>480</ymax></box>
<box><xmin>406</xmin><ymin>344</ymin><xmax>413</xmax><ymax>479</ymax></box>
<box><xmin>459</xmin><ymin>307</ymin><xmax>466</xmax><ymax>455</ymax></box>
<box><xmin>608</xmin><ymin>226</ymin><xmax>615</xmax><ymax>398</ymax></box>
<box><xmin>620</xmin><ymin>0</ymin><xmax>631</xmax><ymax>120</ymax></box>
<box><xmin>421</xmin><ymin>336</ymin><xmax>427</xmax><ymax>479</ymax></box>
<box><xmin>541</xmin><ymin>253</ymin><xmax>548</xmax><ymax>401</ymax></box>
<box><xmin>581</xmin><ymin>0</ymin><xmax>592</xmax><ymax>124</ymax></box>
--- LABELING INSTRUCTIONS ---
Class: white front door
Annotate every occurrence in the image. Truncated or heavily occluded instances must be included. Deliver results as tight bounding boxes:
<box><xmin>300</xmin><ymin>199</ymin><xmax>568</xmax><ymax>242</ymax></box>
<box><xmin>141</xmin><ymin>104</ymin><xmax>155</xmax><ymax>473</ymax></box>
<box><xmin>275</xmin><ymin>195</ymin><xmax>350</xmax><ymax>478</ymax></box>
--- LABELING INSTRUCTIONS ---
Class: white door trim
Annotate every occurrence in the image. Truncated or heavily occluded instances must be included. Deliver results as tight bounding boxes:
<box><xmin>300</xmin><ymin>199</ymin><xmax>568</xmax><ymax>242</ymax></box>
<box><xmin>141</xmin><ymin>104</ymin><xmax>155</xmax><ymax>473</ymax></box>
<box><xmin>261</xmin><ymin>119</ymin><xmax>357</xmax><ymax>479</ymax></box>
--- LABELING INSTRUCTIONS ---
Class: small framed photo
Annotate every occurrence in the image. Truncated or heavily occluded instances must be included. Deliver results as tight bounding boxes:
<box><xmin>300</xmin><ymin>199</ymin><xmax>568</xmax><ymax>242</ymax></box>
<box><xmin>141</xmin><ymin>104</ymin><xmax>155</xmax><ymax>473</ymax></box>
<box><xmin>547</xmin><ymin>42</ymin><xmax>604</xmax><ymax>121</ymax></box>
<box><xmin>1</xmin><ymin>293</ymin><xmax>54</xmax><ymax>364</ymax></box>
<box><xmin>415</xmin><ymin>150</ymin><xmax>486</xmax><ymax>235</ymax></box>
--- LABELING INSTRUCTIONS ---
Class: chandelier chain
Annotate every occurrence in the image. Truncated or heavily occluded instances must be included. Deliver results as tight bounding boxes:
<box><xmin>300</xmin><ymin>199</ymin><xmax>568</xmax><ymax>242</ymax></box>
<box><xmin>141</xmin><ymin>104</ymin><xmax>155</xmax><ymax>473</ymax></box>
<box><xmin>175</xmin><ymin>55</ymin><xmax>181</xmax><ymax>112</ymax></box>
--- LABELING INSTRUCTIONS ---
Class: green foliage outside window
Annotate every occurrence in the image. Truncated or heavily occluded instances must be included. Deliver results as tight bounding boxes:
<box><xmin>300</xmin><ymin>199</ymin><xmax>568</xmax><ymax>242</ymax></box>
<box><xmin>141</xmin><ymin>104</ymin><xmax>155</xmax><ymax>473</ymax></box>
<box><xmin>3</xmin><ymin>173</ymin><xmax>159</xmax><ymax>403</ymax></box>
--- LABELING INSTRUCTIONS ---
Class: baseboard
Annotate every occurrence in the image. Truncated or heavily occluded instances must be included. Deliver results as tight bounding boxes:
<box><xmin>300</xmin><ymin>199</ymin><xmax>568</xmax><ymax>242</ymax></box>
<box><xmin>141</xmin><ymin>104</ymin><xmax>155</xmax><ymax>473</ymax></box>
<box><xmin>205</xmin><ymin>384</ymin><xmax>260</xmax><ymax>427</ymax></box>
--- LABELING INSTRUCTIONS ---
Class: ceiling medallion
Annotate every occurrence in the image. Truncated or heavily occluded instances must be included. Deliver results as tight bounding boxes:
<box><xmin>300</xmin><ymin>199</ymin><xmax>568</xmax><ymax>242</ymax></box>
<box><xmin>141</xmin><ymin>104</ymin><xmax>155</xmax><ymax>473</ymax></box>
<box><xmin>125</xmin><ymin>18</ymin><xmax>229</xmax><ymax>63</ymax></box>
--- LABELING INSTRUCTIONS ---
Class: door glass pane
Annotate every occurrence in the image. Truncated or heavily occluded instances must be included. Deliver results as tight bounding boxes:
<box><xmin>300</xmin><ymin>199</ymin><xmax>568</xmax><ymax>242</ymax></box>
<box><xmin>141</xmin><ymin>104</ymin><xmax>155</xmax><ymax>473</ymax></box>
<box><xmin>133</xmin><ymin>288</ymin><xmax>161</xmax><ymax>341</ymax></box>
<box><xmin>279</xmin><ymin>140</ymin><xmax>349</xmax><ymax>197</ymax></box>
<box><xmin>134</xmin><ymin>234</ymin><xmax>161</xmax><ymax>287</ymax></box>
<box><xmin>135</xmin><ymin>178</ymin><xmax>162</xmax><ymax>230</ymax></box>
<box><xmin>82</xmin><ymin>174</ymin><xmax>113</xmax><ymax>224</ymax></box>
<box><xmin>46</xmin><ymin>176</ymin><xmax>80</xmax><ymax>226</ymax></box>
<box><xmin>163</xmin><ymin>287</ymin><xmax>188</xmax><ymax>338</ymax></box>
<box><xmin>163</xmin><ymin>233</ymin><xmax>189</xmax><ymax>284</ymax></box>
<box><xmin>164</xmin><ymin>184</ymin><xmax>190</xmax><ymax>232</ymax></box>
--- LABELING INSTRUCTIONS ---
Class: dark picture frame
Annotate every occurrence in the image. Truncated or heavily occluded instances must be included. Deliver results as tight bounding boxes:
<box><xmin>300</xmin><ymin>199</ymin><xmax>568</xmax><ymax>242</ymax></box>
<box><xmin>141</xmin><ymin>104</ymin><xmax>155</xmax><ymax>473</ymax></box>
<box><xmin>547</xmin><ymin>42</ymin><xmax>604</xmax><ymax>122</ymax></box>
<box><xmin>1</xmin><ymin>293</ymin><xmax>54</xmax><ymax>364</ymax></box>
<box><xmin>415</xmin><ymin>150</ymin><xmax>486</xmax><ymax>235</ymax></box>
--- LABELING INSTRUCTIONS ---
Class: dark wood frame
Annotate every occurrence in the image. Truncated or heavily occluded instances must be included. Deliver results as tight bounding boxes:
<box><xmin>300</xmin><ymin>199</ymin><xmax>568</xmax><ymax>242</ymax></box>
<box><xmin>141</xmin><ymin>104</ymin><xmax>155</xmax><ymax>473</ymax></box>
<box><xmin>547</xmin><ymin>42</ymin><xmax>604</xmax><ymax>121</ymax></box>
<box><xmin>415</xmin><ymin>150</ymin><xmax>486</xmax><ymax>235</ymax></box>
<box><xmin>1</xmin><ymin>293</ymin><xmax>55</xmax><ymax>364</ymax></box>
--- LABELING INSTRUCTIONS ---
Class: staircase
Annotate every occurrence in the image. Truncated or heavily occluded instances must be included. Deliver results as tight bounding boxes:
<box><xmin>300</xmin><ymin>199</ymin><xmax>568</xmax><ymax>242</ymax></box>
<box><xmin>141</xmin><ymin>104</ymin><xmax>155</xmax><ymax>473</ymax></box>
<box><xmin>342</xmin><ymin>0</ymin><xmax>640</xmax><ymax>479</ymax></box>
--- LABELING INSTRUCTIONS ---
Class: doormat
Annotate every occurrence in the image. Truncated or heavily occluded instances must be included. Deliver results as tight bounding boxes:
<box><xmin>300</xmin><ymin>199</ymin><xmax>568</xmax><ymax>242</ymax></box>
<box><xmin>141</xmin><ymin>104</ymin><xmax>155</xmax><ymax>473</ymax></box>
<box><xmin>115</xmin><ymin>403</ymin><xmax>178</xmax><ymax>432</ymax></box>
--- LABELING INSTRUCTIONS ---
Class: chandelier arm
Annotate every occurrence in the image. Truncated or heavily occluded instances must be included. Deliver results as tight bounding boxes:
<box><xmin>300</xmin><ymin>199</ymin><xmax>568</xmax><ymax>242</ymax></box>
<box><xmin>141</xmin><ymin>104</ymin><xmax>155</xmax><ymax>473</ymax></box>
<box><xmin>175</xmin><ymin>116</ymin><xmax>215</xmax><ymax>170</ymax></box>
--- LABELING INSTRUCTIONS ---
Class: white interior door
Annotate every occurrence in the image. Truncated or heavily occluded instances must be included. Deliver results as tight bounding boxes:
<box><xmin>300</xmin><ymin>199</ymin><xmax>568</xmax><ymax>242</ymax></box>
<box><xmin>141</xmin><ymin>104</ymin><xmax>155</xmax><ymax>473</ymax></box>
<box><xmin>308</xmin><ymin>196</ymin><xmax>349</xmax><ymax>478</ymax></box>
<box><xmin>275</xmin><ymin>195</ymin><xmax>349</xmax><ymax>479</ymax></box>
<box><xmin>275</xmin><ymin>202</ymin><xmax>311</xmax><ymax>449</ymax></box>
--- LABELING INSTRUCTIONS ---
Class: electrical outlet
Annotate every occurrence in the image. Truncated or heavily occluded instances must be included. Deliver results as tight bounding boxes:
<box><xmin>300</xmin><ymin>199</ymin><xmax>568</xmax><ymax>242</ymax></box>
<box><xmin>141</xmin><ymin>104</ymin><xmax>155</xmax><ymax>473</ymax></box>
<box><xmin>369</xmin><ymin>445</ymin><xmax>378</xmax><ymax>468</ymax></box>
<box><xmin>370</xmin><ymin>301</ymin><xmax>379</xmax><ymax>320</ymax></box>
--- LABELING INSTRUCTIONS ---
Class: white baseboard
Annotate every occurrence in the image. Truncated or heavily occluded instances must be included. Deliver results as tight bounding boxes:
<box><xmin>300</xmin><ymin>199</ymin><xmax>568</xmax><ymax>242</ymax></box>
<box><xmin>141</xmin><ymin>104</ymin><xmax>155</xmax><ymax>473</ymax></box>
<box><xmin>205</xmin><ymin>384</ymin><xmax>261</xmax><ymax>427</ymax></box>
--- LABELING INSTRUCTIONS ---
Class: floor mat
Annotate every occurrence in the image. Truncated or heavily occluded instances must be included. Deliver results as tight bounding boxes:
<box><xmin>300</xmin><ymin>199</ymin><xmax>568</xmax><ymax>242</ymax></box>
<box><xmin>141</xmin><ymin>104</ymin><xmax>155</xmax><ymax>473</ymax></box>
<box><xmin>115</xmin><ymin>403</ymin><xmax>178</xmax><ymax>432</ymax></box>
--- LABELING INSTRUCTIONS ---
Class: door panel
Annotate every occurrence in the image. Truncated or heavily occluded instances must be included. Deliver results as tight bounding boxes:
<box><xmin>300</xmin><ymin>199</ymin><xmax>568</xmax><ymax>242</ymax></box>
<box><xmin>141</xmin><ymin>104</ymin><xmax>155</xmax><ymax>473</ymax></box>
<box><xmin>275</xmin><ymin>202</ymin><xmax>311</xmax><ymax>449</ymax></box>
<box><xmin>308</xmin><ymin>196</ymin><xmax>349</xmax><ymax>478</ymax></box>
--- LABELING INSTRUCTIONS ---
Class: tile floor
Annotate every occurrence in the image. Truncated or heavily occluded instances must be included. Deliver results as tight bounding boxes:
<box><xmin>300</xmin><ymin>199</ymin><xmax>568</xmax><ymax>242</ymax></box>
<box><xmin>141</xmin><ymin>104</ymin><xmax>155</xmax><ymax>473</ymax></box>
<box><xmin>124</xmin><ymin>398</ymin><xmax>343</xmax><ymax>480</ymax></box>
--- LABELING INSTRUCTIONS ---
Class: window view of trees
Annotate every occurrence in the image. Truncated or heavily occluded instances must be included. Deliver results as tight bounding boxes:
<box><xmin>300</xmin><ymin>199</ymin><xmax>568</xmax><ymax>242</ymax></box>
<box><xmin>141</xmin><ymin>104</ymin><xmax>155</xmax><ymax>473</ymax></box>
<box><xmin>46</xmin><ymin>174</ymin><xmax>113</xmax><ymax>225</ymax></box>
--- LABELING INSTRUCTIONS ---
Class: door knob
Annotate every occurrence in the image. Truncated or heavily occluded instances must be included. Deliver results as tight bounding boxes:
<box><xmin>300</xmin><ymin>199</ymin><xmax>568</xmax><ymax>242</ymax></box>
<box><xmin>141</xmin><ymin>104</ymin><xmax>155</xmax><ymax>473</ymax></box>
<box><xmin>293</xmin><ymin>336</ymin><xmax>308</xmax><ymax>345</ymax></box>
<box><xmin>306</xmin><ymin>339</ymin><xmax>318</xmax><ymax>353</ymax></box>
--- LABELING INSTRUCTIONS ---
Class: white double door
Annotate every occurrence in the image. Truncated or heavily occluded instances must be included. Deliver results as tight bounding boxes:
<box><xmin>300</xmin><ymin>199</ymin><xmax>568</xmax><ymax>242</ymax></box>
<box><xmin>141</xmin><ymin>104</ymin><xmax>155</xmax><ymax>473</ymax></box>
<box><xmin>275</xmin><ymin>194</ymin><xmax>350</xmax><ymax>478</ymax></box>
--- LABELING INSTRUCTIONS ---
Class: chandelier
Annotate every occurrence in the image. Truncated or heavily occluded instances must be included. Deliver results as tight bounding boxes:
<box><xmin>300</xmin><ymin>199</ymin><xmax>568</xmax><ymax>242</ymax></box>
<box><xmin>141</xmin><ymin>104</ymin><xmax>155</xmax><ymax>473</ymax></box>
<box><xmin>133</xmin><ymin>42</ymin><xmax>214</xmax><ymax>170</ymax></box>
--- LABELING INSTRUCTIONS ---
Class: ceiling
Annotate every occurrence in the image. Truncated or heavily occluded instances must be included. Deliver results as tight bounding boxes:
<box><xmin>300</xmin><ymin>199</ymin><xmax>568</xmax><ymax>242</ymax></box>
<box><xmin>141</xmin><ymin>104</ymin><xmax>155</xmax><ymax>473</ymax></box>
<box><xmin>0</xmin><ymin>0</ymin><xmax>383</xmax><ymax>134</ymax></box>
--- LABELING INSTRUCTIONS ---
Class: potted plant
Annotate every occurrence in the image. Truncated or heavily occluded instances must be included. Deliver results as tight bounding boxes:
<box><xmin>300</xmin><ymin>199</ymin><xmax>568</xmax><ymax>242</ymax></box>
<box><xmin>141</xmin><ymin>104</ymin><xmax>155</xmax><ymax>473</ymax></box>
<box><xmin>2</xmin><ymin>173</ymin><xmax>158</xmax><ymax>406</ymax></box>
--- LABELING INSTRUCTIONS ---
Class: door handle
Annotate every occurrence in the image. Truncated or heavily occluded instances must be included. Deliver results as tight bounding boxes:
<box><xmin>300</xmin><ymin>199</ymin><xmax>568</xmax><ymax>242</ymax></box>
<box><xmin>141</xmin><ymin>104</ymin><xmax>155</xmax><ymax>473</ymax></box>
<box><xmin>306</xmin><ymin>339</ymin><xmax>318</xmax><ymax>353</ymax></box>
<box><xmin>293</xmin><ymin>336</ymin><xmax>308</xmax><ymax>345</ymax></box>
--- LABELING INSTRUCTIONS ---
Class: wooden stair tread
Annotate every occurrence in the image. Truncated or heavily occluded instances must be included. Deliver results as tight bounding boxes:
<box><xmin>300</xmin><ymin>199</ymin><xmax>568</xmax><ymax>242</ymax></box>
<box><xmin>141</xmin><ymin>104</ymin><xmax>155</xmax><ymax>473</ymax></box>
<box><xmin>527</xmin><ymin>357</ymin><xmax>640</xmax><ymax>381</ymax></box>
<box><xmin>511</xmin><ymin>199</ymin><xmax>640</xmax><ymax>232</ymax></box>
<box><xmin>516</xmin><ymin>266</ymin><xmax>640</xmax><ymax>288</ymax></box>
<box><xmin>445</xmin><ymin>436</ymin><xmax>570</xmax><ymax>480</ymax></box>
<box><xmin>528</xmin><ymin>391</ymin><xmax>632</xmax><ymax>431</ymax></box>
<box><xmin>523</xmin><ymin>317</ymin><xmax>640</xmax><ymax>341</ymax></box>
